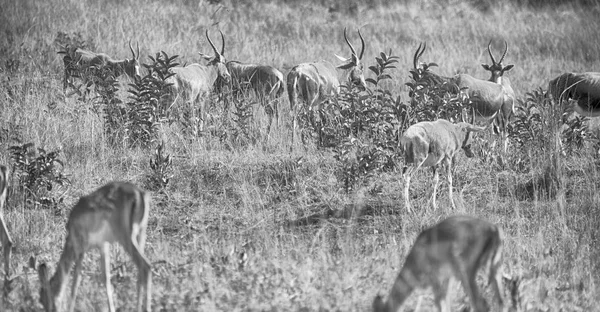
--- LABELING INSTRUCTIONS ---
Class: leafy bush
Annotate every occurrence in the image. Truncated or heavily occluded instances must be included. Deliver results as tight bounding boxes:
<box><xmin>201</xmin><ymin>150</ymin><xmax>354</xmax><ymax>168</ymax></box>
<box><xmin>125</xmin><ymin>52</ymin><xmax>178</xmax><ymax>148</ymax></box>
<box><xmin>301</xmin><ymin>50</ymin><xmax>402</xmax><ymax>192</ymax></box>
<box><xmin>9</xmin><ymin>143</ymin><xmax>70</xmax><ymax>208</ymax></box>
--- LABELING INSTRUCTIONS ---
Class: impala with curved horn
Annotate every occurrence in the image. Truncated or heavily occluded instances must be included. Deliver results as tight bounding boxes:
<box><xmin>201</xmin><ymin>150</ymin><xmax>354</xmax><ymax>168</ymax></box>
<box><xmin>548</xmin><ymin>72</ymin><xmax>600</xmax><ymax>116</ymax></box>
<box><xmin>412</xmin><ymin>40</ymin><xmax>515</xmax><ymax>153</ymax></box>
<box><xmin>60</xmin><ymin>40</ymin><xmax>141</xmax><ymax>91</ymax></box>
<box><xmin>167</xmin><ymin>30</ymin><xmax>231</xmax><ymax>134</ymax></box>
<box><xmin>287</xmin><ymin>27</ymin><xmax>367</xmax><ymax>147</ymax></box>
<box><xmin>216</xmin><ymin>59</ymin><xmax>285</xmax><ymax>136</ymax></box>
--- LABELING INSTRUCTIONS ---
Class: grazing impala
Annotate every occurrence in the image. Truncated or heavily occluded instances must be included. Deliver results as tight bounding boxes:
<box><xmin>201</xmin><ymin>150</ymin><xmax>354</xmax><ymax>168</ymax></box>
<box><xmin>413</xmin><ymin>40</ymin><xmax>515</xmax><ymax>153</ymax></box>
<box><xmin>0</xmin><ymin>165</ymin><xmax>12</xmax><ymax>282</ymax></box>
<box><xmin>218</xmin><ymin>60</ymin><xmax>285</xmax><ymax>135</ymax></box>
<box><xmin>287</xmin><ymin>27</ymin><xmax>367</xmax><ymax>146</ymax></box>
<box><xmin>548</xmin><ymin>72</ymin><xmax>600</xmax><ymax>116</ymax></box>
<box><xmin>60</xmin><ymin>40</ymin><xmax>141</xmax><ymax>91</ymax></box>
<box><xmin>373</xmin><ymin>216</ymin><xmax>505</xmax><ymax>312</ymax></box>
<box><xmin>167</xmin><ymin>30</ymin><xmax>231</xmax><ymax>134</ymax></box>
<box><xmin>400</xmin><ymin>118</ymin><xmax>489</xmax><ymax>212</ymax></box>
<box><xmin>38</xmin><ymin>182</ymin><xmax>152</xmax><ymax>312</ymax></box>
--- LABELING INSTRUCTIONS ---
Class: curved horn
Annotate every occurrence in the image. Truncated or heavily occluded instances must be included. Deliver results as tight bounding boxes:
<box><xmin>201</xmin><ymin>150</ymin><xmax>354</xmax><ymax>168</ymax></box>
<box><xmin>136</xmin><ymin>41</ymin><xmax>140</xmax><ymax>60</ymax></box>
<box><xmin>499</xmin><ymin>40</ymin><xmax>508</xmax><ymax>64</ymax></box>
<box><xmin>358</xmin><ymin>29</ymin><xmax>365</xmax><ymax>60</ymax></box>
<box><xmin>129</xmin><ymin>39</ymin><xmax>136</xmax><ymax>59</ymax></box>
<box><xmin>413</xmin><ymin>42</ymin><xmax>426</xmax><ymax>69</ymax></box>
<box><xmin>487</xmin><ymin>40</ymin><xmax>497</xmax><ymax>65</ymax></box>
<box><xmin>343</xmin><ymin>27</ymin><xmax>357</xmax><ymax>57</ymax></box>
<box><xmin>206</xmin><ymin>30</ymin><xmax>218</xmax><ymax>55</ymax></box>
<box><xmin>219</xmin><ymin>30</ymin><xmax>225</xmax><ymax>56</ymax></box>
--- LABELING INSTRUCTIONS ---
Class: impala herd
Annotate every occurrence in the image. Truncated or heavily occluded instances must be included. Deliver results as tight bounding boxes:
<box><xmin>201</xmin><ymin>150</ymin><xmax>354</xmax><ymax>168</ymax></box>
<box><xmin>0</xmin><ymin>26</ymin><xmax>597</xmax><ymax>311</ymax></box>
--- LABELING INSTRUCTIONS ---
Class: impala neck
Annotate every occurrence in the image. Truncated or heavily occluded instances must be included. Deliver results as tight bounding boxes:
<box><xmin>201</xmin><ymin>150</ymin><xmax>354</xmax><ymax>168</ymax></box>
<box><xmin>383</xmin><ymin>269</ymin><xmax>414</xmax><ymax>311</ymax></box>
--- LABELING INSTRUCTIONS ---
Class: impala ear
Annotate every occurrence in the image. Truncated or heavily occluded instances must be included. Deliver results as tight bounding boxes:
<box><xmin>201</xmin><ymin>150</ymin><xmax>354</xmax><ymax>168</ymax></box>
<box><xmin>337</xmin><ymin>62</ymin><xmax>355</xmax><ymax>70</ymax></box>
<box><xmin>481</xmin><ymin>64</ymin><xmax>491</xmax><ymax>71</ymax></box>
<box><xmin>198</xmin><ymin>52</ymin><xmax>213</xmax><ymax>61</ymax></box>
<box><xmin>465</xmin><ymin>124</ymin><xmax>487</xmax><ymax>132</ymax></box>
<box><xmin>503</xmin><ymin>64</ymin><xmax>514</xmax><ymax>72</ymax></box>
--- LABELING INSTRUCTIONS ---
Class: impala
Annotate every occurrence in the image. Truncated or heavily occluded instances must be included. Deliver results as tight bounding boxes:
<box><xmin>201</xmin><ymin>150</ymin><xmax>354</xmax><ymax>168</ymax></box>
<box><xmin>61</xmin><ymin>40</ymin><xmax>141</xmax><ymax>91</ymax></box>
<box><xmin>218</xmin><ymin>60</ymin><xmax>285</xmax><ymax>135</ymax></box>
<box><xmin>0</xmin><ymin>165</ymin><xmax>12</xmax><ymax>281</ymax></box>
<box><xmin>548</xmin><ymin>72</ymin><xmax>600</xmax><ymax>116</ymax></box>
<box><xmin>373</xmin><ymin>215</ymin><xmax>505</xmax><ymax>312</ymax></box>
<box><xmin>413</xmin><ymin>40</ymin><xmax>515</xmax><ymax>153</ymax></box>
<box><xmin>167</xmin><ymin>30</ymin><xmax>231</xmax><ymax>134</ymax></box>
<box><xmin>400</xmin><ymin>118</ymin><xmax>489</xmax><ymax>212</ymax></box>
<box><xmin>287</xmin><ymin>27</ymin><xmax>367</xmax><ymax>146</ymax></box>
<box><xmin>37</xmin><ymin>182</ymin><xmax>152</xmax><ymax>312</ymax></box>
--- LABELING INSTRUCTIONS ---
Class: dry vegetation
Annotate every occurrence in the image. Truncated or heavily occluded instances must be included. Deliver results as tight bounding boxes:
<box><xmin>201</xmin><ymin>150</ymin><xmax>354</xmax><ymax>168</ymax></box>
<box><xmin>1</xmin><ymin>0</ymin><xmax>600</xmax><ymax>311</ymax></box>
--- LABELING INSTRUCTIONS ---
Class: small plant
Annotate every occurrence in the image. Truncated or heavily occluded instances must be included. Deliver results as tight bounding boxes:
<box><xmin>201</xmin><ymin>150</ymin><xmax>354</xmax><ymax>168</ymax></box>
<box><xmin>319</xmin><ymin>50</ymin><xmax>402</xmax><ymax>192</ymax></box>
<box><xmin>406</xmin><ymin>60</ymin><xmax>467</xmax><ymax>124</ymax></box>
<box><xmin>125</xmin><ymin>52</ymin><xmax>178</xmax><ymax>148</ymax></box>
<box><xmin>147</xmin><ymin>141</ymin><xmax>173</xmax><ymax>191</ymax></box>
<box><xmin>9</xmin><ymin>143</ymin><xmax>70</xmax><ymax>208</ymax></box>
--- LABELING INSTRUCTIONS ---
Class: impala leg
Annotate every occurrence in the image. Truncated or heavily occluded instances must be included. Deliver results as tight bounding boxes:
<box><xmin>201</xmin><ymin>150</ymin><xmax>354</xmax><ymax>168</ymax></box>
<box><xmin>99</xmin><ymin>243</ymin><xmax>116</xmax><ymax>312</ymax></box>
<box><xmin>0</xmin><ymin>215</ymin><xmax>12</xmax><ymax>278</ymax></box>
<box><xmin>402</xmin><ymin>167</ymin><xmax>412</xmax><ymax>213</ymax></box>
<box><xmin>490</xmin><ymin>265</ymin><xmax>505</xmax><ymax>312</ymax></box>
<box><xmin>454</xmin><ymin>258</ymin><xmax>488</xmax><ymax>312</ymax></box>
<box><xmin>264</xmin><ymin>99</ymin><xmax>274</xmax><ymax>139</ymax></box>
<box><xmin>274</xmin><ymin>98</ymin><xmax>280</xmax><ymax>130</ymax></box>
<box><xmin>402</xmin><ymin>157</ymin><xmax>427</xmax><ymax>213</ymax></box>
<box><xmin>445</xmin><ymin>158</ymin><xmax>456</xmax><ymax>210</ymax></box>
<box><xmin>431</xmin><ymin>166</ymin><xmax>439</xmax><ymax>211</ymax></box>
<box><xmin>68</xmin><ymin>254</ymin><xmax>85</xmax><ymax>312</ymax></box>
<box><xmin>432</xmin><ymin>278</ymin><xmax>451</xmax><ymax>312</ymax></box>
<box><xmin>123</xmin><ymin>234</ymin><xmax>152</xmax><ymax>312</ymax></box>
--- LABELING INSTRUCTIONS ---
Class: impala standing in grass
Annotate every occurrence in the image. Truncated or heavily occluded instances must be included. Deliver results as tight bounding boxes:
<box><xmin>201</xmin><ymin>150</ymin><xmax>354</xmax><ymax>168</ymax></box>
<box><xmin>37</xmin><ymin>182</ymin><xmax>152</xmax><ymax>312</ymax></box>
<box><xmin>399</xmin><ymin>118</ymin><xmax>489</xmax><ymax>212</ymax></box>
<box><xmin>217</xmin><ymin>59</ymin><xmax>285</xmax><ymax>136</ymax></box>
<box><xmin>60</xmin><ymin>40</ymin><xmax>141</xmax><ymax>92</ymax></box>
<box><xmin>413</xmin><ymin>40</ymin><xmax>515</xmax><ymax>153</ymax></box>
<box><xmin>287</xmin><ymin>27</ymin><xmax>367</xmax><ymax>147</ymax></box>
<box><xmin>167</xmin><ymin>30</ymin><xmax>231</xmax><ymax>135</ymax></box>
<box><xmin>0</xmin><ymin>165</ymin><xmax>12</xmax><ymax>284</ymax></box>
<box><xmin>373</xmin><ymin>216</ymin><xmax>505</xmax><ymax>312</ymax></box>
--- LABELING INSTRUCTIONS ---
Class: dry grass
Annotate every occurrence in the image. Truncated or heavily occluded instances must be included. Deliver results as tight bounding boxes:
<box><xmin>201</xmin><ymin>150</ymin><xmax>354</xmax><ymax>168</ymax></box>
<box><xmin>1</xmin><ymin>0</ymin><xmax>600</xmax><ymax>311</ymax></box>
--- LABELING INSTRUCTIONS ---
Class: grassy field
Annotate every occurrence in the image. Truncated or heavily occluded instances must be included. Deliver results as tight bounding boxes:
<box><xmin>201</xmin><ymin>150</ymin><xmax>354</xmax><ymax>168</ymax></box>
<box><xmin>1</xmin><ymin>0</ymin><xmax>600</xmax><ymax>311</ymax></box>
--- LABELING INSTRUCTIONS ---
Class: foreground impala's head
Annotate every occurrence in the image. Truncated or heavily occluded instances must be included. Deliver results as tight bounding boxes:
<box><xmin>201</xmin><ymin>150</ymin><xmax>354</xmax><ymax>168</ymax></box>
<box><xmin>335</xmin><ymin>27</ymin><xmax>366</xmax><ymax>88</ymax></box>
<box><xmin>199</xmin><ymin>30</ymin><xmax>231</xmax><ymax>84</ymax></box>
<box><xmin>482</xmin><ymin>40</ymin><xmax>514</xmax><ymax>84</ymax></box>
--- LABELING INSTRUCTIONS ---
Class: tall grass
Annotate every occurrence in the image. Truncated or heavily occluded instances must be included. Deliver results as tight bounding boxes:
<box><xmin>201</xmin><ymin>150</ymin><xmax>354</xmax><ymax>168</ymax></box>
<box><xmin>1</xmin><ymin>0</ymin><xmax>600</xmax><ymax>310</ymax></box>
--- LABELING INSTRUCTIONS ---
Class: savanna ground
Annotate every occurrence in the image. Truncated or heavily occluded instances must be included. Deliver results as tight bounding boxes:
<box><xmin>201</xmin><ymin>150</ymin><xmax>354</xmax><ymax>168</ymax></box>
<box><xmin>1</xmin><ymin>0</ymin><xmax>600</xmax><ymax>311</ymax></box>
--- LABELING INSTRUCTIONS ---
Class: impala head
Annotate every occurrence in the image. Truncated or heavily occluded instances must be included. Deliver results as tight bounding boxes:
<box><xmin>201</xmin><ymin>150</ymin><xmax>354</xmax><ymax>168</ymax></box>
<box><xmin>199</xmin><ymin>30</ymin><xmax>231</xmax><ymax>84</ymax></box>
<box><xmin>457</xmin><ymin>113</ymin><xmax>492</xmax><ymax>157</ymax></box>
<box><xmin>482</xmin><ymin>40</ymin><xmax>514</xmax><ymax>84</ymax></box>
<box><xmin>335</xmin><ymin>27</ymin><xmax>366</xmax><ymax>89</ymax></box>
<box><xmin>124</xmin><ymin>39</ymin><xmax>141</xmax><ymax>78</ymax></box>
